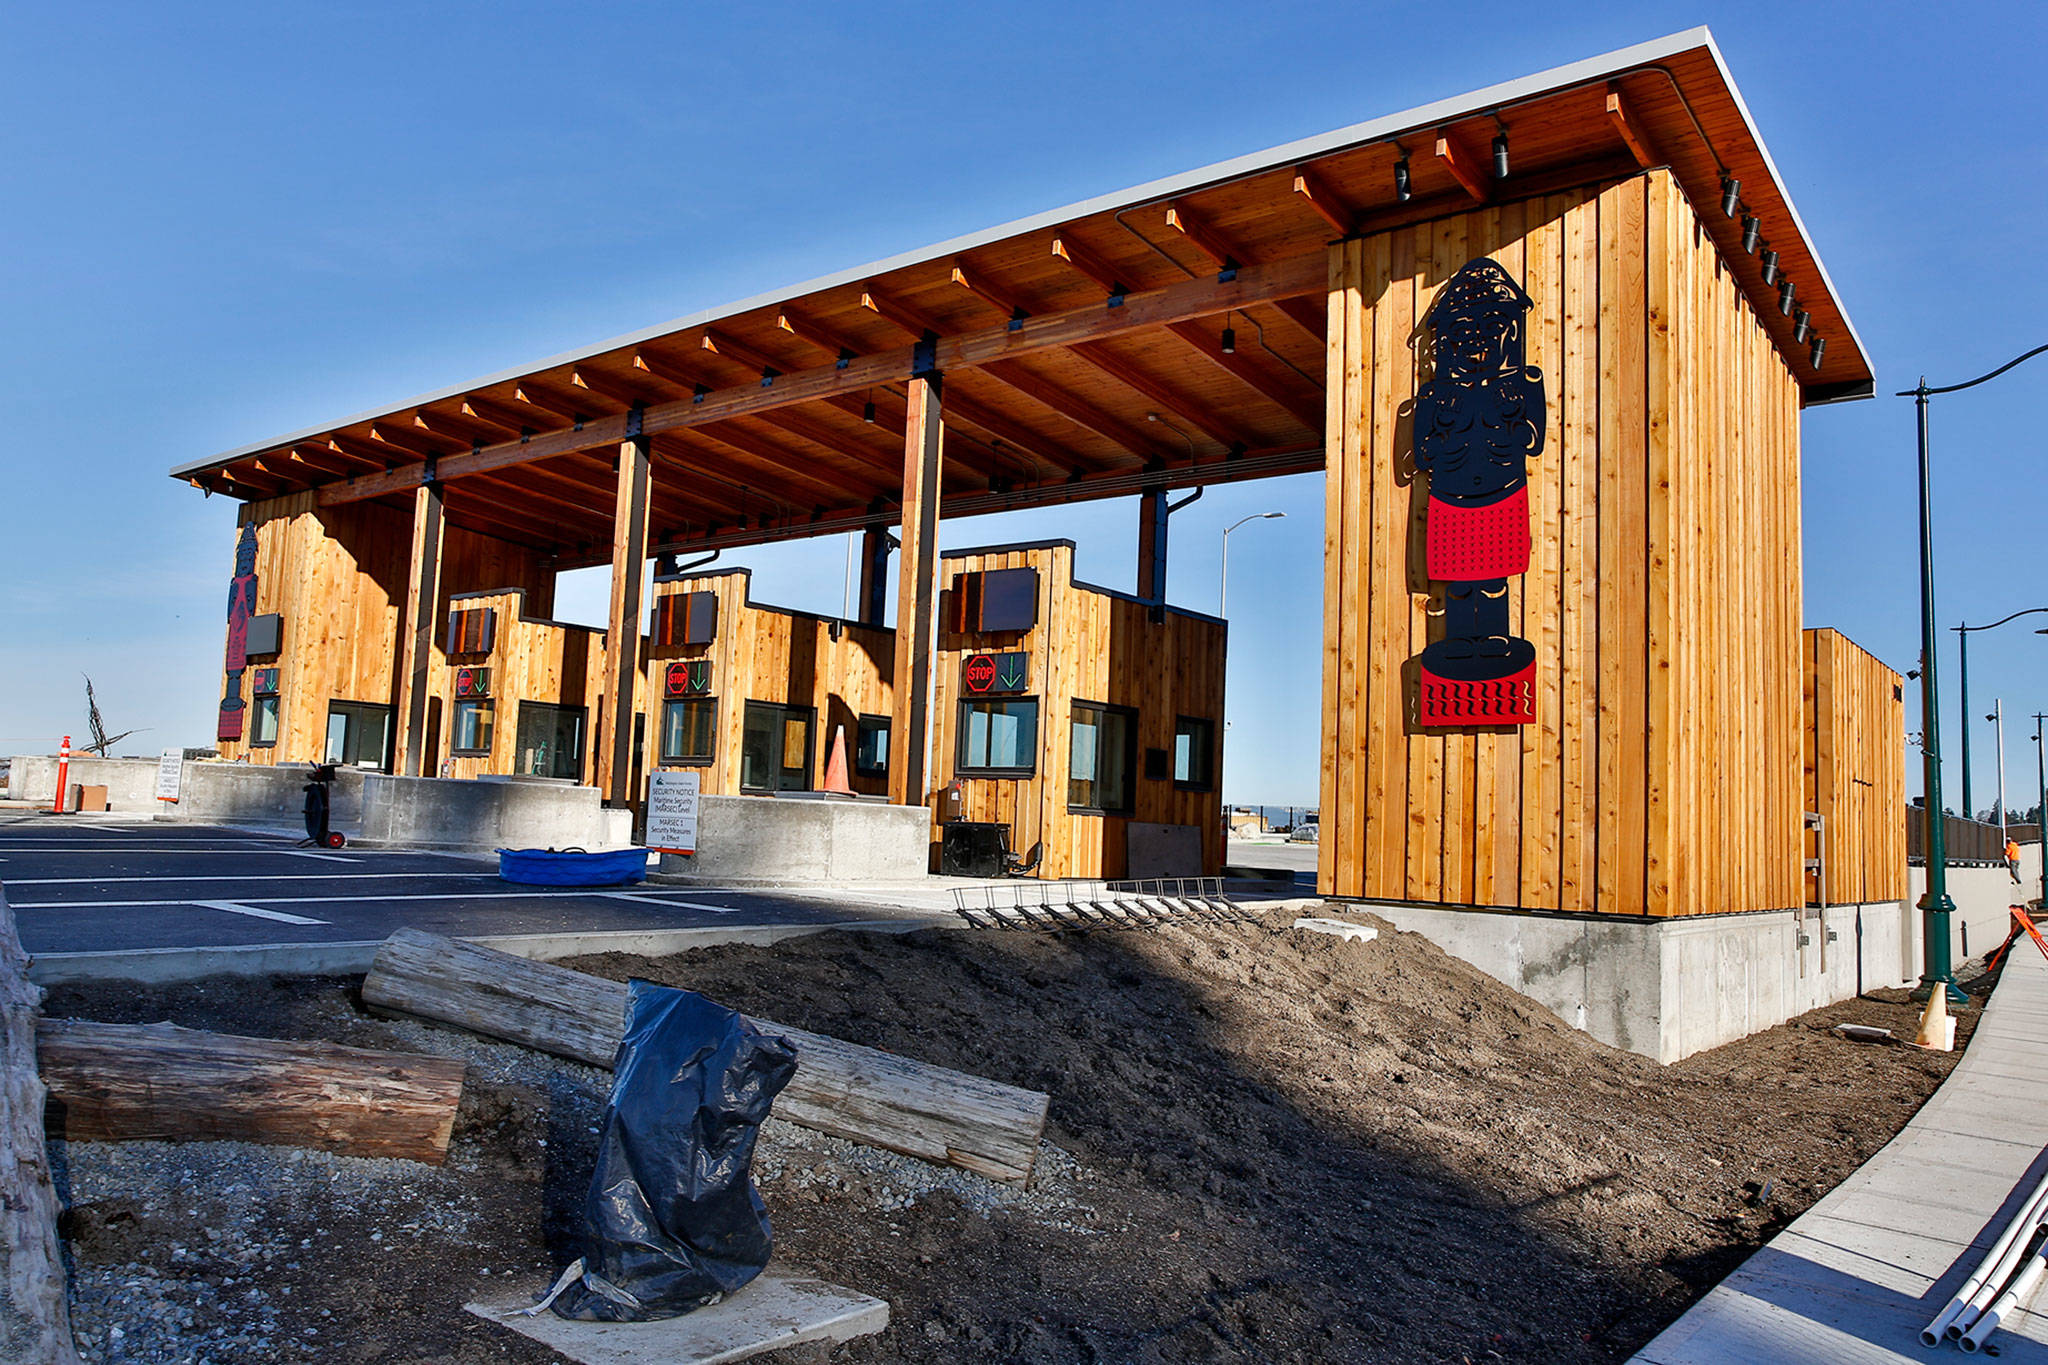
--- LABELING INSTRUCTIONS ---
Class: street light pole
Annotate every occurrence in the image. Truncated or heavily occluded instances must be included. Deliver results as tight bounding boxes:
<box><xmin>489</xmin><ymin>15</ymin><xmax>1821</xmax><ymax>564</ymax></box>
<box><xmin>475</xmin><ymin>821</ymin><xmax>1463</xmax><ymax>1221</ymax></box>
<box><xmin>2034</xmin><ymin>713</ymin><xmax>2047</xmax><ymax>909</ymax></box>
<box><xmin>1992</xmin><ymin>698</ymin><xmax>2008</xmax><ymax>841</ymax></box>
<box><xmin>1219</xmin><ymin>511</ymin><xmax>1286</xmax><ymax>617</ymax></box>
<box><xmin>1953</xmin><ymin>607</ymin><xmax>2048</xmax><ymax>822</ymax></box>
<box><xmin>1902</xmin><ymin>343</ymin><xmax>2048</xmax><ymax>1006</ymax></box>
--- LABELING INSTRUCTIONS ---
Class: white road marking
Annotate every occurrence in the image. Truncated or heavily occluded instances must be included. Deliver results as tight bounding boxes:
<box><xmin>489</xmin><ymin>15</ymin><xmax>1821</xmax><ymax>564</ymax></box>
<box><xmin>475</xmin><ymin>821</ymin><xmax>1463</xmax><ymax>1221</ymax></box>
<box><xmin>189</xmin><ymin>900</ymin><xmax>330</xmax><ymax>926</ymax></box>
<box><xmin>279</xmin><ymin>850</ymin><xmax>358</xmax><ymax>863</ymax></box>
<box><xmin>2</xmin><ymin>872</ymin><xmax>493</xmax><ymax>886</ymax></box>
<box><xmin>599</xmin><ymin>893</ymin><xmax>742</xmax><ymax>914</ymax></box>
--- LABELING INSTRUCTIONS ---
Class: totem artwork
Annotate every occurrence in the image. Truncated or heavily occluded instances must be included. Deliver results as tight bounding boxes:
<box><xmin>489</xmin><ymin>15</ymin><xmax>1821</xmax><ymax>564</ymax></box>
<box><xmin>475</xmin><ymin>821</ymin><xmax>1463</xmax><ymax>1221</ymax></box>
<box><xmin>1412</xmin><ymin>257</ymin><xmax>1545</xmax><ymax>728</ymax></box>
<box><xmin>218</xmin><ymin>524</ymin><xmax>259</xmax><ymax>741</ymax></box>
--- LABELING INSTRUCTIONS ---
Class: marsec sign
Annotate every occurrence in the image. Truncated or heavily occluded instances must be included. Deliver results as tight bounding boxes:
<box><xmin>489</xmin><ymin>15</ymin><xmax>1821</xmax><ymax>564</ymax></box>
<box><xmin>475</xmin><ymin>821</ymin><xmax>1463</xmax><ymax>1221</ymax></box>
<box><xmin>645</xmin><ymin>770</ymin><xmax>701</xmax><ymax>856</ymax></box>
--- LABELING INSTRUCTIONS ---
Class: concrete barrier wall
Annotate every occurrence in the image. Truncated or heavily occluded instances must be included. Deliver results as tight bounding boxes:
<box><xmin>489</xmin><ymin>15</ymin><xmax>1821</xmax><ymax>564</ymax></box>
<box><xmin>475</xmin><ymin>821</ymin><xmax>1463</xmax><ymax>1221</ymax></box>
<box><xmin>658</xmin><ymin>795</ymin><xmax>929</xmax><ymax>883</ymax></box>
<box><xmin>1365</xmin><ymin>898</ymin><xmax>1913</xmax><ymax>1064</ymax></box>
<box><xmin>6</xmin><ymin>756</ymin><xmax>159</xmax><ymax>810</ymax></box>
<box><xmin>358</xmin><ymin>774</ymin><xmax>621</xmax><ymax>852</ymax></box>
<box><xmin>6</xmin><ymin>755</ymin><xmax>362</xmax><ymax>831</ymax></box>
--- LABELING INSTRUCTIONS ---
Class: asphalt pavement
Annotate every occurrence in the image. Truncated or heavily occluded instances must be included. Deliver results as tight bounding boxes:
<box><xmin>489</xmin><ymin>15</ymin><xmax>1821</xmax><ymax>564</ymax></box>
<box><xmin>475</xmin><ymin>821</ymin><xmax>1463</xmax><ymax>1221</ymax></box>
<box><xmin>0</xmin><ymin>814</ymin><xmax>949</xmax><ymax>959</ymax></box>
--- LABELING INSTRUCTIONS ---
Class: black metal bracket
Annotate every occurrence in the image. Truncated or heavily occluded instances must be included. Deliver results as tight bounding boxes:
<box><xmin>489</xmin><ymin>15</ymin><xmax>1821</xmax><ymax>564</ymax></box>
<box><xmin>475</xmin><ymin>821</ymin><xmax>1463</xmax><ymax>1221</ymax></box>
<box><xmin>1008</xmin><ymin>309</ymin><xmax>1026</xmax><ymax>332</ymax></box>
<box><xmin>421</xmin><ymin>454</ymin><xmax>438</xmax><ymax>482</ymax></box>
<box><xmin>759</xmin><ymin>367</ymin><xmax>778</xmax><ymax>389</ymax></box>
<box><xmin>1217</xmin><ymin>267</ymin><xmax>1238</xmax><ymax>284</ymax></box>
<box><xmin>626</xmin><ymin>403</ymin><xmax>645</xmax><ymax>440</ymax></box>
<box><xmin>692</xmin><ymin>384</ymin><xmax>710</xmax><ymax>405</ymax></box>
<box><xmin>836</xmin><ymin>348</ymin><xmax>854</xmax><ymax>371</ymax></box>
<box><xmin>1107</xmin><ymin>290</ymin><xmax>1126</xmax><ymax>309</ymax></box>
<box><xmin>912</xmin><ymin>333</ymin><xmax>940</xmax><ymax>378</ymax></box>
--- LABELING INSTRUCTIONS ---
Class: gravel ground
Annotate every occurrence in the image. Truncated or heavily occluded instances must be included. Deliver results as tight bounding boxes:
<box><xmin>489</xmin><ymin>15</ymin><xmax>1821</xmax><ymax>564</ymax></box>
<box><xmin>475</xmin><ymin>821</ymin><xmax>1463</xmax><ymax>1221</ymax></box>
<box><xmin>40</xmin><ymin>911</ymin><xmax>1986</xmax><ymax>1363</ymax></box>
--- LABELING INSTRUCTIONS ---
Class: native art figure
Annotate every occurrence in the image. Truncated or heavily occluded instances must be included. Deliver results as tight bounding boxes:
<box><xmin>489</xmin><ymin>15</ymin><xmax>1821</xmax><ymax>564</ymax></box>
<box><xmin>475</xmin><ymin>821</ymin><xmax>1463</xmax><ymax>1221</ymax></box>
<box><xmin>1412</xmin><ymin>257</ymin><xmax>1545</xmax><ymax>727</ymax></box>
<box><xmin>218</xmin><ymin>523</ymin><xmax>259</xmax><ymax>741</ymax></box>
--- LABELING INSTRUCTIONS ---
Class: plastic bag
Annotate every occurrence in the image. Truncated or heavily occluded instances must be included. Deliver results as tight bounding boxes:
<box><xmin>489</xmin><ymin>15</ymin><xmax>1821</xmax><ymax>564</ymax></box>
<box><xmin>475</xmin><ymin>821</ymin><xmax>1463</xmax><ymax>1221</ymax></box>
<box><xmin>550</xmin><ymin>980</ymin><xmax>798</xmax><ymax>1321</ymax></box>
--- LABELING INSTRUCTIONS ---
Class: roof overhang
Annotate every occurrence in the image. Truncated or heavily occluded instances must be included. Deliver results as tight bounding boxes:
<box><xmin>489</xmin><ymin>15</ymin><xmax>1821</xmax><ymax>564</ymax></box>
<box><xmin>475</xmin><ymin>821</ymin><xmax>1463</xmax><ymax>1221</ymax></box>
<box><xmin>175</xmin><ymin>27</ymin><xmax>1871</xmax><ymax>565</ymax></box>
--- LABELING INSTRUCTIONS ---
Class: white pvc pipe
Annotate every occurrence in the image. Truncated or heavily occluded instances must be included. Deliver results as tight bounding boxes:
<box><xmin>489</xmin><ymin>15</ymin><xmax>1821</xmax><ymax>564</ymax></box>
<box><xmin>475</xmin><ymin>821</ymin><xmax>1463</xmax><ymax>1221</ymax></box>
<box><xmin>1955</xmin><ymin>1214</ymin><xmax>2048</xmax><ymax>1342</ymax></box>
<box><xmin>1960</xmin><ymin>1243</ymin><xmax>2048</xmax><ymax>1353</ymax></box>
<box><xmin>1925</xmin><ymin>1166</ymin><xmax>2048</xmax><ymax>1344</ymax></box>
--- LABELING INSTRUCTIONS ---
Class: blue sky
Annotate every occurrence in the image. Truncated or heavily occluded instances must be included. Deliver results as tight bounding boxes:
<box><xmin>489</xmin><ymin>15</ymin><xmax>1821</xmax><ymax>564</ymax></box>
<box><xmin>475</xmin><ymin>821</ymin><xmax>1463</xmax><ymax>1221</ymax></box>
<box><xmin>4</xmin><ymin>2</ymin><xmax>2045</xmax><ymax>812</ymax></box>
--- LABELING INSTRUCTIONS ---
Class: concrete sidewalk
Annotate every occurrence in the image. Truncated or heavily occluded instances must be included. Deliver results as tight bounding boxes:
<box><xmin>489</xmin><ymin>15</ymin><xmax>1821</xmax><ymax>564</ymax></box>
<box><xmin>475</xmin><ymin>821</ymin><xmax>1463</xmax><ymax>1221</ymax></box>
<box><xmin>1632</xmin><ymin>944</ymin><xmax>2048</xmax><ymax>1363</ymax></box>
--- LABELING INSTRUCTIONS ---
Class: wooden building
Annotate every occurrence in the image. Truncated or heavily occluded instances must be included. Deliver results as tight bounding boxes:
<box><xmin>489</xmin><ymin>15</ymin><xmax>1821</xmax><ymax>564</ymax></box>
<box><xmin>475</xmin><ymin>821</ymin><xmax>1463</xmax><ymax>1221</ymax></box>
<box><xmin>177</xmin><ymin>29</ymin><xmax>1898</xmax><ymax>912</ymax></box>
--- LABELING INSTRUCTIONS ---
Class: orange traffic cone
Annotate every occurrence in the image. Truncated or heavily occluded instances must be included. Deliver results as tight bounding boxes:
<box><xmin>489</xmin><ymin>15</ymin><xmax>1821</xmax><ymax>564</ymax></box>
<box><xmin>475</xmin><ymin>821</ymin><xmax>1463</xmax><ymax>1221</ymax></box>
<box><xmin>820</xmin><ymin>725</ymin><xmax>854</xmax><ymax>795</ymax></box>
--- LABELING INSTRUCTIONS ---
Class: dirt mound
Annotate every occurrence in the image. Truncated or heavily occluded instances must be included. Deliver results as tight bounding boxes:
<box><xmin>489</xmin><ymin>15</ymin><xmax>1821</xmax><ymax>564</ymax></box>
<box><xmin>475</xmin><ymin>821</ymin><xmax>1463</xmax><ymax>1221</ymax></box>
<box><xmin>41</xmin><ymin>913</ymin><xmax>1971</xmax><ymax>1364</ymax></box>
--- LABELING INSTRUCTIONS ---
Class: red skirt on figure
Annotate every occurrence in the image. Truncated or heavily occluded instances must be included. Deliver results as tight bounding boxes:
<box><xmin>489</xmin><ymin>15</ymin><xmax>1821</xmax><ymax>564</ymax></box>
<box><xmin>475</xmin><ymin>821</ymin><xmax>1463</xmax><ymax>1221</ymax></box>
<box><xmin>1425</xmin><ymin>487</ymin><xmax>1530</xmax><ymax>582</ymax></box>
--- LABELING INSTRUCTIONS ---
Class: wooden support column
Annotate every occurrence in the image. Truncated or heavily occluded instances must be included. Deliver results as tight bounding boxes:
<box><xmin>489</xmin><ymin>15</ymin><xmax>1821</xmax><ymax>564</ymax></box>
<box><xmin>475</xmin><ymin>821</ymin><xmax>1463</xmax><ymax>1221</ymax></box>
<box><xmin>598</xmin><ymin>423</ymin><xmax>653</xmax><ymax>806</ymax></box>
<box><xmin>889</xmin><ymin>372</ymin><xmax>943</xmax><ymax>807</ymax></box>
<box><xmin>858</xmin><ymin>524</ymin><xmax>893</xmax><ymax>626</ymax></box>
<box><xmin>1137</xmin><ymin>488</ymin><xmax>1168</xmax><ymax>602</ymax></box>
<box><xmin>395</xmin><ymin>480</ymin><xmax>444</xmax><ymax>777</ymax></box>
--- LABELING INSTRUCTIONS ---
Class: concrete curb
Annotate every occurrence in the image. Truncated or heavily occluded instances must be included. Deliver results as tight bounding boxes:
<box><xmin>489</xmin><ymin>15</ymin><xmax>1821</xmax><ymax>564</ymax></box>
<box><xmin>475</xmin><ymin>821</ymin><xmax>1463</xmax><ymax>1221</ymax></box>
<box><xmin>27</xmin><ymin>915</ymin><xmax>957</xmax><ymax>986</ymax></box>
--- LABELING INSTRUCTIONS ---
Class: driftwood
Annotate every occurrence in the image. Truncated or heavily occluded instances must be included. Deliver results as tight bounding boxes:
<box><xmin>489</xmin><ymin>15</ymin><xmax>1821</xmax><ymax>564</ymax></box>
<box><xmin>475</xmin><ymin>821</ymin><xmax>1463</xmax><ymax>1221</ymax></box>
<box><xmin>362</xmin><ymin>928</ymin><xmax>1050</xmax><ymax>1185</ymax></box>
<box><xmin>38</xmin><ymin>1020</ymin><xmax>467</xmax><ymax>1164</ymax></box>
<box><xmin>0</xmin><ymin>888</ymin><xmax>83</xmax><ymax>1365</ymax></box>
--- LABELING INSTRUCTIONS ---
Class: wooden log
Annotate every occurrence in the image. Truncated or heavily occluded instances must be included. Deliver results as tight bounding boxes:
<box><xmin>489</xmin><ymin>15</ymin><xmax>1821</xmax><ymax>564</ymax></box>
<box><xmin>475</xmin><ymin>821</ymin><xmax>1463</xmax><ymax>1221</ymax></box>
<box><xmin>361</xmin><ymin>929</ymin><xmax>1050</xmax><ymax>1186</ymax></box>
<box><xmin>37</xmin><ymin>1020</ymin><xmax>466</xmax><ymax>1165</ymax></box>
<box><xmin>0</xmin><ymin>888</ymin><xmax>84</xmax><ymax>1365</ymax></box>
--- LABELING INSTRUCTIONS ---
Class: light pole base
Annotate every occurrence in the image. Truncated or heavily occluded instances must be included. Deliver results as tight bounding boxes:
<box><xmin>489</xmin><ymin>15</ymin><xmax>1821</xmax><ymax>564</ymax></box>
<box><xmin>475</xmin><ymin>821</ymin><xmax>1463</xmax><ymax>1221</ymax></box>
<box><xmin>1909</xmin><ymin>979</ymin><xmax>1971</xmax><ymax>1008</ymax></box>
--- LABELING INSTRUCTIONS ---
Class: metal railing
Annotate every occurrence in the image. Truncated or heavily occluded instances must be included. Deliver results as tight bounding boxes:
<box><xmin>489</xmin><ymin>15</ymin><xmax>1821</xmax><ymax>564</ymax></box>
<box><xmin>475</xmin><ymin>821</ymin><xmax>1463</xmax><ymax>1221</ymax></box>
<box><xmin>1907</xmin><ymin>807</ymin><xmax>2037</xmax><ymax>866</ymax></box>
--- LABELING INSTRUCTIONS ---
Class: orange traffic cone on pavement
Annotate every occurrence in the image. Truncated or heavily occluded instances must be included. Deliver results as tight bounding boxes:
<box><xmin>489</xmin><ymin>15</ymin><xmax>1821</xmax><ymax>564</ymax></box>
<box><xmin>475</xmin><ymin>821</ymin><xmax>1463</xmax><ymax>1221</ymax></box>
<box><xmin>820</xmin><ymin>725</ymin><xmax>854</xmax><ymax>795</ymax></box>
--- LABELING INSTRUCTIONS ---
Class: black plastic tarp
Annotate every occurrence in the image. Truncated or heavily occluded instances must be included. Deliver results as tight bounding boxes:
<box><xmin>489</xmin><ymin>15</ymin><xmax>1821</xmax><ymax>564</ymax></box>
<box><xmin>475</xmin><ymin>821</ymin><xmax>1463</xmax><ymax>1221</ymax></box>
<box><xmin>551</xmin><ymin>980</ymin><xmax>797</xmax><ymax>1321</ymax></box>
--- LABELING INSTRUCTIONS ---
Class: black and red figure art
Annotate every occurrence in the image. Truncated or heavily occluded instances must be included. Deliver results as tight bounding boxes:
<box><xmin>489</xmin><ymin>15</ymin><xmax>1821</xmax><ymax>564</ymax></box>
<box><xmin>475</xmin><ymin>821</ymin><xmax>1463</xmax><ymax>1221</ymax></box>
<box><xmin>218</xmin><ymin>523</ymin><xmax>259</xmax><ymax>741</ymax></box>
<box><xmin>1412</xmin><ymin>257</ymin><xmax>1545</xmax><ymax>728</ymax></box>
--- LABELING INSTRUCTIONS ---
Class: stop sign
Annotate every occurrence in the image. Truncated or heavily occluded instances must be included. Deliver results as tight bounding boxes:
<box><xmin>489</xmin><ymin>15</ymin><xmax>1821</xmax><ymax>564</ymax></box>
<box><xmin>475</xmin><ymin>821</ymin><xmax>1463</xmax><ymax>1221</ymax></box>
<box><xmin>964</xmin><ymin>653</ymin><xmax>997</xmax><ymax>693</ymax></box>
<box><xmin>666</xmin><ymin>661</ymin><xmax>688</xmax><ymax>697</ymax></box>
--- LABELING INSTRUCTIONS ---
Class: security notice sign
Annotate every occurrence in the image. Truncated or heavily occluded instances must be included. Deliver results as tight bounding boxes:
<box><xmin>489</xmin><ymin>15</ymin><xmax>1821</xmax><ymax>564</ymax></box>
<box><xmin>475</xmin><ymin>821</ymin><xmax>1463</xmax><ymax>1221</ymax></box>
<box><xmin>645</xmin><ymin>769</ymin><xmax>701</xmax><ymax>855</ymax></box>
<box><xmin>154</xmin><ymin>748</ymin><xmax>184</xmax><ymax>804</ymax></box>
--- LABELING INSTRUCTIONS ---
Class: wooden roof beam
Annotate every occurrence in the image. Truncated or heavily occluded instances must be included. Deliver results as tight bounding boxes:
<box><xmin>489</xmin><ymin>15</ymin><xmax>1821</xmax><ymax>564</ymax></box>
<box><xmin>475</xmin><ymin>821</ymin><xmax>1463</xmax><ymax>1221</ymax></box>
<box><xmin>317</xmin><ymin>249</ymin><xmax>1325</xmax><ymax>506</ymax></box>
<box><xmin>284</xmin><ymin>446</ymin><xmax>360</xmax><ymax>478</ymax></box>
<box><xmin>1605</xmin><ymin>82</ymin><xmax>1661</xmax><ymax>169</ymax></box>
<box><xmin>1049</xmin><ymin>233</ymin><xmax>1130</xmax><ymax>296</ymax></box>
<box><xmin>775</xmin><ymin>307</ymin><xmax>864</xmax><ymax>364</ymax></box>
<box><xmin>679</xmin><ymin>424</ymin><xmax>886</xmax><ymax>510</ymax></box>
<box><xmin>977</xmin><ymin>360</ymin><xmax>1165</xmax><ymax>467</ymax></box>
<box><xmin>949</xmin><ymin>262</ymin><xmax>1030</xmax><ymax>322</ymax></box>
<box><xmin>858</xmin><ymin>284</ymin><xmax>937</xmax><ymax>339</ymax></box>
<box><xmin>368</xmin><ymin>422</ymin><xmax>460</xmax><ymax>458</ymax></box>
<box><xmin>1161</xmin><ymin>319</ymin><xmax>1323</xmax><ymax>428</ymax></box>
<box><xmin>511</xmin><ymin>380</ymin><xmax>584</xmax><ymax>423</ymax></box>
<box><xmin>1067</xmin><ymin>342</ymin><xmax>1251</xmax><ymax>451</ymax></box>
<box><xmin>752</xmin><ymin>408</ymin><xmax>905</xmax><ymax>480</ymax></box>
<box><xmin>461</xmin><ymin>395</ymin><xmax>537</xmax><ymax>436</ymax></box>
<box><xmin>1433</xmin><ymin>130</ymin><xmax>1490</xmax><ymax>203</ymax></box>
<box><xmin>909</xmin><ymin>388</ymin><xmax>1098</xmax><ymax>477</ymax></box>
<box><xmin>1291</xmin><ymin>165</ymin><xmax>1356</xmax><ymax>236</ymax></box>
<box><xmin>570</xmin><ymin>366</ymin><xmax>659</xmax><ymax>409</ymax></box>
<box><xmin>699</xmin><ymin>330</ymin><xmax>786</xmax><ymax>382</ymax></box>
<box><xmin>1162</xmin><ymin>202</ymin><xmax>1324</xmax><ymax>345</ymax></box>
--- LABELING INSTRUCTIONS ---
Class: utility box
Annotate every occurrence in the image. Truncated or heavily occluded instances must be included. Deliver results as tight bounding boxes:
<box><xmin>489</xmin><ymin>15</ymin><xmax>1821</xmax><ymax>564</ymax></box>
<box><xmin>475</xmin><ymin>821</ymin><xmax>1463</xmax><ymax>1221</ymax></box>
<box><xmin>941</xmin><ymin>822</ymin><xmax>1007</xmax><ymax>878</ymax></box>
<box><xmin>72</xmin><ymin>784</ymin><xmax>109</xmax><ymax>813</ymax></box>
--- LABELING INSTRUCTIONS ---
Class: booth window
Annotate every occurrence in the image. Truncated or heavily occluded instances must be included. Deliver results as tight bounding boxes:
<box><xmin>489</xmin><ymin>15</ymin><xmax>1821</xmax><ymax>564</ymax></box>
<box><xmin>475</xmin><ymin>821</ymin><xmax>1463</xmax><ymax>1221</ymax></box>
<box><xmin>958</xmin><ymin>697</ymin><xmax>1038</xmax><ymax>777</ymax></box>
<box><xmin>1068</xmin><ymin>701</ymin><xmax>1135</xmax><ymax>813</ymax></box>
<box><xmin>250</xmin><ymin>696</ymin><xmax>280</xmax><ymax>748</ymax></box>
<box><xmin>661</xmin><ymin>698</ymin><xmax>716</xmax><ymax>766</ymax></box>
<box><xmin>741</xmin><ymin>701</ymin><xmax>812</xmax><ymax>792</ymax></box>
<box><xmin>516</xmin><ymin>702</ymin><xmax>585</xmax><ymax>779</ymax></box>
<box><xmin>1174</xmin><ymin>716</ymin><xmax>1216</xmax><ymax>790</ymax></box>
<box><xmin>451</xmin><ymin>699</ymin><xmax>494</xmax><ymax>756</ymax></box>
<box><xmin>855</xmin><ymin>714</ymin><xmax>891</xmax><ymax>777</ymax></box>
<box><xmin>325</xmin><ymin>700</ymin><xmax>394</xmax><ymax>771</ymax></box>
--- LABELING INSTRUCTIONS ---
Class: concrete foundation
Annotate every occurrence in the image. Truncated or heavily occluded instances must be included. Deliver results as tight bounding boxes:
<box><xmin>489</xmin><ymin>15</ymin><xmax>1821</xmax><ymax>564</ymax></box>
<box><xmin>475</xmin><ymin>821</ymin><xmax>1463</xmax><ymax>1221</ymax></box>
<box><xmin>357</xmin><ymin>774</ymin><xmax>626</xmax><ymax>852</ymax></box>
<box><xmin>1126</xmin><ymin>821</ymin><xmax>1202</xmax><ymax>878</ymax></box>
<box><xmin>657</xmin><ymin>795</ymin><xmax>930</xmax><ymax>883</ymax></box>
<box><xmin>1358</xmin><ymin>898</ymin><xmax>1914</xmax><ymax>1063</ymax></box>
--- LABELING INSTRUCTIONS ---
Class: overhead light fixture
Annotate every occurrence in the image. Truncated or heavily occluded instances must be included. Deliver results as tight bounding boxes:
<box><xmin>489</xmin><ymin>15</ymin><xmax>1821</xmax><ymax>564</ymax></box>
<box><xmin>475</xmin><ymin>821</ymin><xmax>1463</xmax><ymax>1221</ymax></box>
<box><xmin>1760</xmin><ymin>249</ymin><xmax>1780</xmax><ymax>286</ymax></box>
<box><xmin>1810</xmin><ymin>336</ymin><xmax>1827</xmax><ymax>370</ymax></box>
<box><xmin>862</xmin><ymin>396</ymin><xmax>876</xmax><ymax>423</ymax></box>
<box><xmin>1778</xmin><ymin>278</ymin><xmax>1797</xmax><ymax>315</ymax></box>
<box><xmin>1792</xmin><ymin>309</ymin><xmax>1811</xmax><ymax>344</ymax></box>
<box><xmin>1220</xmin><ymin>313</ymin><xmax>1236</xmax><ymax>355</ymax></box>
<box><xmin>1720</xmin><ymin>176</ymin><xmax>1741</xmax><ymax>218</ymax></box>
<box><xmin>1491</xmin><ymin>131</ymin><xmax>1510</xmax><ymax>179</ymax></box>
<box><xmin>1394</xmin><ymin>149</ymin><xmax>1412</xmax><ymax>202</ymax></box>
<box><xmin>1741</xmin><ymin>215</ymin><xmax>1761</xmax><ymax>254</ymax></box>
